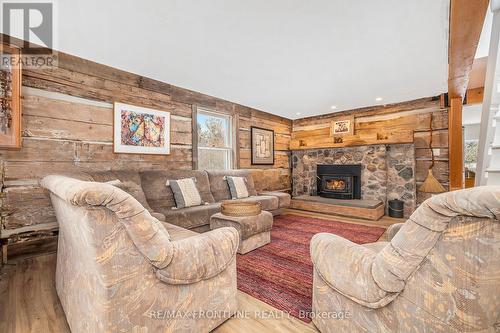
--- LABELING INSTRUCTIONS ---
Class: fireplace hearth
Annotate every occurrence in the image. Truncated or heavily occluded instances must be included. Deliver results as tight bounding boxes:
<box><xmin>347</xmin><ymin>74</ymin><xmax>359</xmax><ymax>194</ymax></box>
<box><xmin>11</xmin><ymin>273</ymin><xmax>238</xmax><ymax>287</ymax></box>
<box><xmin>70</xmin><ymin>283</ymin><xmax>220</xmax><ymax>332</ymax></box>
<box><xmin>317</xmin><ymin>164</ymin><xmax>361</xmax><ymax>199</ymax></box>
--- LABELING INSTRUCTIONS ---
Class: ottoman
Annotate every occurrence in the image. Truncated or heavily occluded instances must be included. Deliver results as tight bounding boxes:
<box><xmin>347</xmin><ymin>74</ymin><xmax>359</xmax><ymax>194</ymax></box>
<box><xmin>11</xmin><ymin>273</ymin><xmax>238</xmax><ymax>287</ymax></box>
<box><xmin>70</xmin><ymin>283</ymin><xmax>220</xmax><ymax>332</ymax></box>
<box><xmin>210</xmin><ymin>211</ymin><xmax>273</xmax><ymax>254</ymax></box>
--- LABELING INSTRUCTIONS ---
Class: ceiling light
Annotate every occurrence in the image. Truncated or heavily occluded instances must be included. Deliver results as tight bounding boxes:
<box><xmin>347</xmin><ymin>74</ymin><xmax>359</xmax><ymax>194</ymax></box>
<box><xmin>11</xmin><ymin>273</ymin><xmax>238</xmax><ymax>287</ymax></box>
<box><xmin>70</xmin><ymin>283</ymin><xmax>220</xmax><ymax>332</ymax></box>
<box><xmin>375</xmin><ymin>97</ymin><xmax>383</xmax><ymax>102</ymax></box>
<box><xmin>330</xmin><ymin>105</ymin><xmax>337</xmax><ymax>110</ymax></box>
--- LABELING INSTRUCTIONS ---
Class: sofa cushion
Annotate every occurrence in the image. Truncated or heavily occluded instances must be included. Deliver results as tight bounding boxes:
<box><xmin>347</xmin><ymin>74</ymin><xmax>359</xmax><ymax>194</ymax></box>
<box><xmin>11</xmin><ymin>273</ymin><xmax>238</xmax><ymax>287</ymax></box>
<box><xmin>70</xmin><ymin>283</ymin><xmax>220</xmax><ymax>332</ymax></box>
<box><xmin>234</xmin><ymin>195</ymin><xmax>279</xmax><ymax>211</ymax></box>
<box><xmin>259</xmin><ymin>191</ymin><xmax>291</xmax><ymax>208</ymax></box>
<box><xmin>160</xmin><ymin>203</ymin><xmax>221</xmax><ymax>229</ymax></box>
<box><xmin>87</xmin><ymin>171</ymin><xmax>154</xmax><ymax>213</ymax></box>
<box><xmin>168</xmin><ymin>178</ymin><xmax>203</xmax><ymax>208</ymax></box>
<box><xmin>140</xmin><ymin>170</ymin><xmax>215</xmax><ymax>212</ymax></box>
<box><xmin>206</xmin><ymin>170</ymin><xmax>257</xmax><ymax>202</ymax></box>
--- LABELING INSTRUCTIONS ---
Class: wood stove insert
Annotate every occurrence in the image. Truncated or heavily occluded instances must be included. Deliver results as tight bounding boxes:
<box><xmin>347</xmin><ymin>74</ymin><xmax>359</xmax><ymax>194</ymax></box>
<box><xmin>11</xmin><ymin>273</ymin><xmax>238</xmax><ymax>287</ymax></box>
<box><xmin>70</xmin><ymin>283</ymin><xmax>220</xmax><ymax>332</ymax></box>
<box><xmin>317</xmin><ymin>164</ymin><xmax>361</xmax><ymax>199</ymax></box>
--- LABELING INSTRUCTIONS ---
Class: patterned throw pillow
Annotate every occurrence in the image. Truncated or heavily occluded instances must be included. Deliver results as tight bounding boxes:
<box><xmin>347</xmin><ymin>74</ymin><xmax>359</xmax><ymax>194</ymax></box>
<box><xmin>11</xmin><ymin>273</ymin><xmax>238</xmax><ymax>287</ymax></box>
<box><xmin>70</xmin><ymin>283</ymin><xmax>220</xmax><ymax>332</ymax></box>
<box><xmin>166</xmin><ymin>177</ymin><xmax>202</xmax><ymax>208</ymax></box>
<box><xmin>225</xmin><ymin>176</ymin><xmax>250</xmax><ymax>199</ymax></box>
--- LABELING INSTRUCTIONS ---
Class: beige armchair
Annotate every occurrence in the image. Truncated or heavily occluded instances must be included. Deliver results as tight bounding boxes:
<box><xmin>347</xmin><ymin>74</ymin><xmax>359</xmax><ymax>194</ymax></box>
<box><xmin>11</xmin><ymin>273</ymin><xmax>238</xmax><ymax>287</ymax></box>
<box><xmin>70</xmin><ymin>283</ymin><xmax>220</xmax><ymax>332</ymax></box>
<box><xmin>310</xmin><ymin>186</ymin><xmax>500</xmax><ymax>332</ymax></box>
<box><xmin>41</xmin><ymin>175</ymin><xmax>239</xmax><ymax>333</ymax></box>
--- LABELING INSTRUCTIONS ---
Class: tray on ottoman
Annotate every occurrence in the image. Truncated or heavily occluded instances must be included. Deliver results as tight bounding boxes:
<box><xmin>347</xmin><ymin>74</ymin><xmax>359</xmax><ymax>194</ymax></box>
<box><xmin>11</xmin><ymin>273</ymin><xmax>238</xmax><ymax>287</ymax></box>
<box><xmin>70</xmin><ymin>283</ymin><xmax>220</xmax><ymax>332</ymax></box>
<box><xmin>210</xmin><ymin>210</ymin><xmax>273</xmax><ymax>254</ymax></box>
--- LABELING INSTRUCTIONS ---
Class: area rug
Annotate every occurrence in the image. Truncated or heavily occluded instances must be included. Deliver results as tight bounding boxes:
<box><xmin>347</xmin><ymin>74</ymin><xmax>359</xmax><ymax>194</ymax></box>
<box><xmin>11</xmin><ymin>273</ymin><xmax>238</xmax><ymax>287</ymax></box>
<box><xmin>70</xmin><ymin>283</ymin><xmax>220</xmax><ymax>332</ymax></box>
<box><xmin>236</xmin><ymin>214</ymin><xmax>386</xmax><ymax>323</ymax></box>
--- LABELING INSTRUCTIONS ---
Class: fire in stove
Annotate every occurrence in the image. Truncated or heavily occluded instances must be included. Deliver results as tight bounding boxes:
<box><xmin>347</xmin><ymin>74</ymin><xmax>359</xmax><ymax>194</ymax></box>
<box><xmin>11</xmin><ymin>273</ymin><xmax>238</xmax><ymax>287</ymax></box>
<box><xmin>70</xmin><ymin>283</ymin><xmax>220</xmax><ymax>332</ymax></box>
<box><xmin>316</xmin><ymin>164</ymin><xmax>361</xmax><ymax>199</ymax></box>
<box><xmin>326</xmin><ymin>179</ymin><xmax>346</xmax><ymax>190</ymax></box>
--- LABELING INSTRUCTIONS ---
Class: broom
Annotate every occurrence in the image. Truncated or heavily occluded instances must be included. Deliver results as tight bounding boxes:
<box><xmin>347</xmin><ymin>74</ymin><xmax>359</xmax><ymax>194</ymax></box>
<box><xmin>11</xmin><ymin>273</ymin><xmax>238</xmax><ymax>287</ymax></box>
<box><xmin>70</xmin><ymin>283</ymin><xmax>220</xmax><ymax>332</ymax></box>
<box><xmin>419</xmin><ymin>112</ymin><xmax>446</xmax><ymax>193</ymax></box>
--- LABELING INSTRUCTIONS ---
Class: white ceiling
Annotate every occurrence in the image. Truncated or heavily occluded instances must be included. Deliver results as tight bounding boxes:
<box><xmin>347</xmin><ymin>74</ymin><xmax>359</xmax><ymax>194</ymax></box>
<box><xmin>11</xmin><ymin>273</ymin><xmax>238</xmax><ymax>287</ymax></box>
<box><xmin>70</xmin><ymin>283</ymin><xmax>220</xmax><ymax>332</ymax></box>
<box><xmin>19</xmin><ymin>1</ymin><xmax>451</xmax><ymax>119</ymax></box>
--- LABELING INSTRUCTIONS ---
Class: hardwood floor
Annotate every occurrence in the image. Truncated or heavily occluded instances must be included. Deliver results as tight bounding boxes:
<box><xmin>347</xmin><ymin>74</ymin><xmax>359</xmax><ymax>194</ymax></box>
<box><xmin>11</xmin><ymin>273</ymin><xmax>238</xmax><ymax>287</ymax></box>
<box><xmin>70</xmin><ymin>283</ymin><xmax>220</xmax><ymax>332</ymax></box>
<box><xmin>0</xmin><ymin>211</ymin><xmax>403</xmax><ymax>333</ymax></box>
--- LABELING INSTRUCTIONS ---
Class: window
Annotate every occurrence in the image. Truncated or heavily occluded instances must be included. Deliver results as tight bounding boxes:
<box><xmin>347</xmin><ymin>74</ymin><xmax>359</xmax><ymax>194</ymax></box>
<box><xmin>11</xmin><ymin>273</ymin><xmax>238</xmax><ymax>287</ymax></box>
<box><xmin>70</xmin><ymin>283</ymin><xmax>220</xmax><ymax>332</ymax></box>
<box><xmin>197</xmin><ymin>109</ymin><xmax>233</xmax><ymax>170</ymax></box>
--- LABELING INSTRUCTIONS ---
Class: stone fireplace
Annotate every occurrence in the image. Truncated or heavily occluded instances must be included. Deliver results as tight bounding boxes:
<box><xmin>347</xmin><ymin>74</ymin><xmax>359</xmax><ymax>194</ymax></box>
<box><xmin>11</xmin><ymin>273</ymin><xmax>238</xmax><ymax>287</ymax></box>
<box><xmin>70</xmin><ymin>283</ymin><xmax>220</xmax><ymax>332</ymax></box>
<box><xmin>292</xmin><ymin>144</ymin><xmax>416</xmax><ymax>217</ymax></box>
<box><xmin>317</xmin><ymin>164</ymin><xmax>361</xmax><ymax>199</ymax></box>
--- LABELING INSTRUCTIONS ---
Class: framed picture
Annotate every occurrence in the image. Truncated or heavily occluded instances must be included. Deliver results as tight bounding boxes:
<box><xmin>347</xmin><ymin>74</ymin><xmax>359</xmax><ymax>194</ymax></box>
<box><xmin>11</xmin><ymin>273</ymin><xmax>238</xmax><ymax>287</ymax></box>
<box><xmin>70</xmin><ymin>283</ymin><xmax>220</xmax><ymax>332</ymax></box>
<box><xmin>113</xmin><ymin>102</ymin><xmax>170</xmax><ymax>154</ymax></box>
<box><xmin>251</xmin><ymin>126</ymin><xmax>274</xmax><ymax>165</ymax></box>
<box><xmin>330</xmin><ymin>115</ymin><xmax>354</xmax><ymax>137</ymax></box>
<box><xmin>0</xmin><ymin>44</ymin><xmax>21</xmax><ymax>149</ymax></box>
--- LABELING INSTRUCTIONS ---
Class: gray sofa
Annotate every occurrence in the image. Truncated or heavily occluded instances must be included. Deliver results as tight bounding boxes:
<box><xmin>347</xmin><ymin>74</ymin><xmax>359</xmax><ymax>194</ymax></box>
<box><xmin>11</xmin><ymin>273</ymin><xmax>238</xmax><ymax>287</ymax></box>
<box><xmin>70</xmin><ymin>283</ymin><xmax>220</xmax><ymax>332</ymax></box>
<box><xmin>68</xmin><ymin>169</ymin><xmax>290</xmax><ymax>233</ymax></box>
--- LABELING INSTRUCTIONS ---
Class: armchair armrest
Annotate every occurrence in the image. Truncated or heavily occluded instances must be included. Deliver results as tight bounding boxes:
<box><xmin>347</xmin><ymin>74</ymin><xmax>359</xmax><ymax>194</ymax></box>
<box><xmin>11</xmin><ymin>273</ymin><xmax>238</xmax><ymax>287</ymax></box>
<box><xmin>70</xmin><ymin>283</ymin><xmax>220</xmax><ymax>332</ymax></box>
<box><xmin>310</xmin><ymin>233</ymin><xmax>398</xmax><ymax>308</ymax></box>
<box><xmin>156</xmin><ymin>227</ymin><xmax>239</xmax><ymax>285</ymax></box>
<box><xmin>386</xmin><ymin>223</ymin><xmax>404</xmax><ymax>241</ymax></box>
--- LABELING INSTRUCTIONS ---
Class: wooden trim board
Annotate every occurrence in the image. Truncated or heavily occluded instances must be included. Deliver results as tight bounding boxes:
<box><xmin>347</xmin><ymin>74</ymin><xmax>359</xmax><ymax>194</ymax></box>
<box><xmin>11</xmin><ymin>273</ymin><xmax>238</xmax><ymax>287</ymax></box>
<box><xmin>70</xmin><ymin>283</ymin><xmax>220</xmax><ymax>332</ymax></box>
<box><xmin>290</xmin><ymin>198</ymin><xmax>385</xmax><ymax>221</ymax></box>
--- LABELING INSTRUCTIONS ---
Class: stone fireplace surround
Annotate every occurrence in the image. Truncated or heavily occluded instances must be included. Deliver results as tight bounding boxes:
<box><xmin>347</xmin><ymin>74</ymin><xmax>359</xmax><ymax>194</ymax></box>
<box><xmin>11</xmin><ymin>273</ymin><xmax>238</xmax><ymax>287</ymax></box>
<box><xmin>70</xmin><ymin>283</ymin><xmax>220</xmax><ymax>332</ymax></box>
<box><xmin>291</xmin><ymin>144</ymin><xmax>416</xmax><ymax>218</ymax></box>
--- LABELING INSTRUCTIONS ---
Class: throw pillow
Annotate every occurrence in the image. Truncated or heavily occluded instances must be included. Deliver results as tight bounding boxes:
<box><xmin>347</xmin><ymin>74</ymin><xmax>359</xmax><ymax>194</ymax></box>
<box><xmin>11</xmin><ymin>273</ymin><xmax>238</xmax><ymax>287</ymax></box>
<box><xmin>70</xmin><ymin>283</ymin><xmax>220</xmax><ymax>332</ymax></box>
<box><xmin>226</xmin><ymin>176</ymin><xmax>250</xmax><ymax>199</ymax></box>
<box><xmin>166</xmin><ymin>177</ymin><xmax>202</xmax><ymax>208</ymax></box>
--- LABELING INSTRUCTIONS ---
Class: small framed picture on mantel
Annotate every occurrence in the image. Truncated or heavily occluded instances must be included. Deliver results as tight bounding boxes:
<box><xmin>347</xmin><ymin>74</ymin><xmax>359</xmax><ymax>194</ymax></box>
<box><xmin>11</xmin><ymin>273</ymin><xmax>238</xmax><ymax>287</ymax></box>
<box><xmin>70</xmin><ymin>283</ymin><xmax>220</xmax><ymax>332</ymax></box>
<box><xmin>330</xmin><ymin>115</ymin><xmax>355</xmax><ymax>137</ymax></box>
<box><xmin>251</xmin><ymin>126</ymin><xmax>274</xmax><ymax>165</ymax></box>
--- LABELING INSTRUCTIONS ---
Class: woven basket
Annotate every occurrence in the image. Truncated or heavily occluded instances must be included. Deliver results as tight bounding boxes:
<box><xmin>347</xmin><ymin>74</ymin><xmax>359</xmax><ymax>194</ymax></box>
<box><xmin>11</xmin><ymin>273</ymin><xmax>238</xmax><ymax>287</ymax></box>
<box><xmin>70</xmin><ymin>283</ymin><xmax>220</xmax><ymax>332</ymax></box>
<box><xmin>221</xmin><ymin>200</ymin><xmax>262</xmax><ymax>217</ymax></box>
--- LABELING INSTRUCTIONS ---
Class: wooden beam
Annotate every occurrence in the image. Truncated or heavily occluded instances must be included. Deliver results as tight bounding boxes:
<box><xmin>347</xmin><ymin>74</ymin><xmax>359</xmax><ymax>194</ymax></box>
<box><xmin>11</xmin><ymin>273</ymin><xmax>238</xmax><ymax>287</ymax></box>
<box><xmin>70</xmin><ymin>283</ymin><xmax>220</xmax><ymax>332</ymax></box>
<box><xmin>448</xmin><ymin>0</ymin><xmax>489</xmax><ymax>100</ymax></box>
<box><xmin>449</xmin><ymin>97</ymin><xmax>464</xmax><ymax>190</ymax></box>
<box><xmin>465</xmin><ymin>87</ymin><xmax>484</xmax><ymax>104</ymax></box>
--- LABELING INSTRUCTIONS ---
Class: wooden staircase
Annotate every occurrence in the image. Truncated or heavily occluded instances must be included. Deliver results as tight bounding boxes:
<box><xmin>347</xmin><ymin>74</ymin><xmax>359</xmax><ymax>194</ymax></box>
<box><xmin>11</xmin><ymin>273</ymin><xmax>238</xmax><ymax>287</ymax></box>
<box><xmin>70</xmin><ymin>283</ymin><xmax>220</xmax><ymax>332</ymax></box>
<box><xmin>486</xmin><ymin>113</ymin><xmax>500</xmax><ymax>184</ymax></box>
<box><xmin>476</xmin><ymin>4</ymin><xmax>500</xmax><ymax>186</ymax></box>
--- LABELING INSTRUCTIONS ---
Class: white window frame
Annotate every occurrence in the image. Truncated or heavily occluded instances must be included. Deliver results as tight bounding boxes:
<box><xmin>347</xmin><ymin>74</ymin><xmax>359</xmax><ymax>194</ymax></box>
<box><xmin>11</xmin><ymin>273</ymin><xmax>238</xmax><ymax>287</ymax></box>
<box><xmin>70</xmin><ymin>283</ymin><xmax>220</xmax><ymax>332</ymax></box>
<box><xmin>196</xmin><ymin>108</ymin><xmax>234</xmax><ymax>170</ymax></box>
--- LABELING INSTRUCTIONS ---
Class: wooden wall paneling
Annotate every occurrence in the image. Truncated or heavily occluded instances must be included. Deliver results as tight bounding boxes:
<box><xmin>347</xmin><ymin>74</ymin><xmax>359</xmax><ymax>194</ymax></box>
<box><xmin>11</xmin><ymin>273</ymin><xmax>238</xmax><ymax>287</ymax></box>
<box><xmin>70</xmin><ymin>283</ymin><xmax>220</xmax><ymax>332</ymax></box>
<box><xmin>449</xmin><ymin>98</ymin><xmax>464</xmax><ymax>190</ymax></box>
<box><xmin>290</xmin><ymin>105</ymin><xmax>446</xmax><ymax>150</ymax></box>
<box><xmin>248</xmin><ymin>168</ymin><xmax>291</xmax><ymax>192</ymax></box>
<box><xmin>23</xmin><ymin>68</ymin><xmax>174</xmax><ymax>110</ymax></box>
<box><xmin>239</xmin><ymin>150</ymin><xmax>290</xmax><ymax>169</ymax></box>
<box><xmin>448</xmin><ymin>0</ymin><xmax>489</xmax><ymax>100</ymax></box>
<box><xmin>293</xmin><ymin>97</ymin><xmax>440</xmax><ymax>126</ymax></box>
<box><xmin>415</xmin><ymin>147</ymin><xmax>449</xmax><ymax>160</ymax></box>
<box><xmin>413</xmin><ymin>129</ymin><xmax>449</xmax><ymax>148</ymax></box>
<box><xmin>2</xmin><ymin>186</ymin><xmax>55</xmax><ymax>230</ymax></box>
<box><xmin>465</xmin><ymin>87</ymin><xmax>484</xmax><ymax>104</ymax></box>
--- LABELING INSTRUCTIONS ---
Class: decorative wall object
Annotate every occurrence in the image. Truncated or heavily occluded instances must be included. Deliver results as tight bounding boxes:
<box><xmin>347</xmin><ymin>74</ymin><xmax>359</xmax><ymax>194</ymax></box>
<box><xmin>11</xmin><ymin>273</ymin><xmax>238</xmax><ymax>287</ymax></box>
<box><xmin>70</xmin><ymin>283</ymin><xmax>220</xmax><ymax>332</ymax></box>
<box><xmin>0</xmin><ymin>44</ymin><xmax>21</xmax><ymax>149</ymax></box>
<box><xmin>113</xmin><ymin>102</ymin><xmax>170</xmax><ymax>154</ymax></box>
<box><xmin>251</xmin><ymin>126</ymin><xmax>274</xmax><ymax>165</ymax></box>
<box><xmin>330</xmin><ymin>115</ymin><xmax>354</xmax><ymax>137</ymax></box>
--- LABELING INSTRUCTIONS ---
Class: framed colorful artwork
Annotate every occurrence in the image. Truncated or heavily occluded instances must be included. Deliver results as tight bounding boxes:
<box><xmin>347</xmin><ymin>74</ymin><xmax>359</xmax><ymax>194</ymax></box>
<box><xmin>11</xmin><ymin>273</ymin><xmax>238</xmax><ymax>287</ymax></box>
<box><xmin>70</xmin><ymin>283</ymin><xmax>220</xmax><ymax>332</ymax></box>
<box><xmin>251</xmin><ymin>126</ymin><xmax>274</xmax><ymax>165</ymax></box>
<box><xmin>0</xmin><ymin>44</ymin><xmax>22</xmax><ymax>149</ymax></box>
<box><xmin>113</xmin><ymin>102</ymin><xmax>170</xmax><ymax>154</ymax></box>
<box><xmin>330</xmin><ymin>115</ymin><xmax>355</xmax><ymax>137</ymax></box>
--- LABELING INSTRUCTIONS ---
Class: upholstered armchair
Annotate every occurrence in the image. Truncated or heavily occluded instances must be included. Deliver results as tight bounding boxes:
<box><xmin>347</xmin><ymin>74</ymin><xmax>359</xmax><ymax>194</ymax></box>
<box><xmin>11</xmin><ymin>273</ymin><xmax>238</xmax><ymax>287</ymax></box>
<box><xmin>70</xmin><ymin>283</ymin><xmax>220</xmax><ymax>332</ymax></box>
<box><xmin>41</xmin><ymin>175</ymin><xmax>239</xmax><ymax>333</ymax></box>
<box><xmin>310</xmin><ymin>186</ymin><xmax>500</xmax><ymax>332</ymax></box>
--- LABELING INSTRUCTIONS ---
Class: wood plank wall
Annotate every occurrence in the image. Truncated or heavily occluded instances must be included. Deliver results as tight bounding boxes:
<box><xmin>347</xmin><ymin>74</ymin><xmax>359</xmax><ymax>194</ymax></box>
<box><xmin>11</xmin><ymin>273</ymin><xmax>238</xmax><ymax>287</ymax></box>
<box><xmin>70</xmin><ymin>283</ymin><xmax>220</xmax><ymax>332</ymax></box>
<box><xmin>0</xmin><ymin>51</ymin><xmax>291</xmax><ymax>254</ymax></box>
<box><xmin>291</xmin><ymin>97</ymin><xmax>449</xmax><ymax>205</ymax></box>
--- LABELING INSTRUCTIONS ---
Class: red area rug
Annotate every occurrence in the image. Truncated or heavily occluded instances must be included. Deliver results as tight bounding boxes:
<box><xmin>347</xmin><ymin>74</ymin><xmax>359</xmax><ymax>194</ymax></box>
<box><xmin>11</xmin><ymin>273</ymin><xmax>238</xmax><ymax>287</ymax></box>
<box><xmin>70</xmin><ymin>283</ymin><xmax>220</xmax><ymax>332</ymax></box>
<box><xmin>236</xmin><ymin>214</ymin><xmax>386</xmax><ymax>323</ymax></box>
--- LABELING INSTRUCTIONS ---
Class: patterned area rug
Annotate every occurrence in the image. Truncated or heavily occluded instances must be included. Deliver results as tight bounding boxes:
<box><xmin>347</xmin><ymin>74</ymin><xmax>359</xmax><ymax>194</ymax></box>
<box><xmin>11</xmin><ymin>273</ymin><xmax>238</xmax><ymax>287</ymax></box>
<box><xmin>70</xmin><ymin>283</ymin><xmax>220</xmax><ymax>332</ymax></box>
<box><xmin>236</xmin><ymin>214</ymin><xmax>386</xmax><ymax>323</ymax></box>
